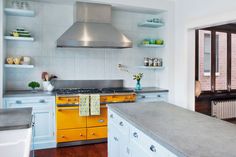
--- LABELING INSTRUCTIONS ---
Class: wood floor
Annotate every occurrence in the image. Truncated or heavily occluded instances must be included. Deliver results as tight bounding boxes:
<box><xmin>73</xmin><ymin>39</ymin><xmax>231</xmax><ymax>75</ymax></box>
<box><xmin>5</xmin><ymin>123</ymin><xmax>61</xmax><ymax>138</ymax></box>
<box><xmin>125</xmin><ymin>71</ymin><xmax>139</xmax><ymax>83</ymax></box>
<box><xmin>34</xmin><ymin>143</ymin><xmax>107</xmax><ymax>157</ymax></box>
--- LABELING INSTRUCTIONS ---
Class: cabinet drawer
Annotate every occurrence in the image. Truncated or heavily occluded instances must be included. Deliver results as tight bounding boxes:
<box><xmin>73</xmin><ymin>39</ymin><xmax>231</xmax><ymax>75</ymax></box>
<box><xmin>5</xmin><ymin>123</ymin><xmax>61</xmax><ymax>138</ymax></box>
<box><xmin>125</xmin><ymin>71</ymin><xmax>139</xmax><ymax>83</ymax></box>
<box><xmin>137</xmin><ymin>92</ymin><xmax>168</xmax><ymax>102</ymax></box>
<box><xmin>87</xmin><ymin>106</ymin><xmax>107</xmax><ymax>127</ymax></box>
<box><xmin>101</xmin><ymin>94</ymin><xmax>136</xmax><ymax>103</ymax></box>
<box><xmin>87</xmin><ymin>126</ymin><xmax>107</xmax><ymax>140</ymax></box>
<box><xmin>57</xmin><ymin>128</ymin><xmax>86</xmax><ymax>143</ymax></box>
<box><xmin>130</xmin><ymin>125</ymin><xmax>169</xmax><ymax>156</ymax></box>
<box><xmin>108</xmin><ymin>109</ymin><xmax>129</xmax><ymax>133</ymax></box>
<box><xmin>57</xmin><ymin>107</ymin><xmax>86</xmax><ymax>129</ymax></box>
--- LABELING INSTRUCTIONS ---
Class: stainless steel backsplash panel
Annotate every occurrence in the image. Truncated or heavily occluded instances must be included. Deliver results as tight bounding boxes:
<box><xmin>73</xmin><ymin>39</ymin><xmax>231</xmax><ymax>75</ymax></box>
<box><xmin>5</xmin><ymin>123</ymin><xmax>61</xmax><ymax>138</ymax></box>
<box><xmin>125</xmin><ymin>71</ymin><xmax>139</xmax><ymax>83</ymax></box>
<box><xmin>54</xmin><ymin>80</ymin><xmax>124</xmax><ymax>89</ymax></box>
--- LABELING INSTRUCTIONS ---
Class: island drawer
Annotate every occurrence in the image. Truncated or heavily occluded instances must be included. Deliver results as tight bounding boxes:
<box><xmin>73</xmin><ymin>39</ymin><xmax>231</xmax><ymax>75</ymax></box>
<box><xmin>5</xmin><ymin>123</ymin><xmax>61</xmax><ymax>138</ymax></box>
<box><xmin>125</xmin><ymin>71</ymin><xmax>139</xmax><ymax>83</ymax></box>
<box><xmin>130</xmin><ymin>125</ymin><xmax>171</xmax><ymax>156</ymax></box>
<box><xmin>108</xmin><ymin>109</ymin><xmax>129</xmax><ymax>133</ymax></box>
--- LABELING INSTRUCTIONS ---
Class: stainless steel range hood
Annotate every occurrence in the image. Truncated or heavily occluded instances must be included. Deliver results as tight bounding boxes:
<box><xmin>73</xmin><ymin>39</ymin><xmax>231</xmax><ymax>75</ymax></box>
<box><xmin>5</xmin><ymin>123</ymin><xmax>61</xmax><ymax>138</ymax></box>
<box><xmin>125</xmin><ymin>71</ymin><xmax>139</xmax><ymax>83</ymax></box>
<box><xmin>57</xmin><ymin>2</ymin><xmax>132</xmax><ymax>49</ymax></box>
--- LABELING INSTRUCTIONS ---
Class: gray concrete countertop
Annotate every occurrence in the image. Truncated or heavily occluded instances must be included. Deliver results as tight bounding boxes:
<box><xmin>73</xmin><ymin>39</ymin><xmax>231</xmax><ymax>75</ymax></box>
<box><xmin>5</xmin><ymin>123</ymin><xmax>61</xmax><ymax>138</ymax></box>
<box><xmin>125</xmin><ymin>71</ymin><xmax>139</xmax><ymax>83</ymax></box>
<box><xmin>108</xmin><ymin>102</ymin><xmax>236</xmax><ymax>157</ymax></box>
<box><xmin>134</xmin><ymin>87</ymin><xmax>169</xmax><ymax>93</ymax></box>
<box><xmin>4</xmin><ymin>90</ymin><xmax>55</xmax><ymax>98</ymax></box>
<box><xmin>0</xmin><ymin>108</ymin><xmax>32</xmax><ymax>131</ymax></box>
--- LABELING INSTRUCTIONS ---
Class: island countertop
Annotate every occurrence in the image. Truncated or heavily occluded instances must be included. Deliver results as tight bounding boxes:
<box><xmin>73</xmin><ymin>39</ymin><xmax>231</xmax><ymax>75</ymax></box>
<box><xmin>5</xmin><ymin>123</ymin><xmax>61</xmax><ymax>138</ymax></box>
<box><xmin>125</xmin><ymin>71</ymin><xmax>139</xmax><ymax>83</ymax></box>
<box><xmin>0</xmin><ymin>108</ymin><xmax>32</xmax><ymax>131</ymax></box>
<box><xmin>108</xmin><ymin>102</ymin><xmax>236</xmax><ymax>157</ymax></box>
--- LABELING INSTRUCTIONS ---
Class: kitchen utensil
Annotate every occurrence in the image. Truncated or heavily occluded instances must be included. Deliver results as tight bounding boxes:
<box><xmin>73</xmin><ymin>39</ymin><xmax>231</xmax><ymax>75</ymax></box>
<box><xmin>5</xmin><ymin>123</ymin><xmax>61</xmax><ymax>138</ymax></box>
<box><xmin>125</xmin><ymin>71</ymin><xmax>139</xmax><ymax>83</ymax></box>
<box><xmin>45</xmin><ymin>74</ymin><xmax>49</xmax><ymax>81</ymax></box>
<box><xmin>6</xmin><ymin>57</ymin><xmax>14</xmax><ymax>64</ymax></box>
<box><xmin>41</xmin><ymin>72</ymin><xmax>48</xmax><ymax>81</ymax></box>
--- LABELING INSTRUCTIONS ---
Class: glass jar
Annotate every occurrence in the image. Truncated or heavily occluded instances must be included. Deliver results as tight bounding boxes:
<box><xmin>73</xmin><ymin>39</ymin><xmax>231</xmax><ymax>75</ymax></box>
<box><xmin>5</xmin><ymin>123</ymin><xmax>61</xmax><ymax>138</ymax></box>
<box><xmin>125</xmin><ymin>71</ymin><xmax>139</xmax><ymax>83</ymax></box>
<box><xmin>144</xmin><ymin>57</ymin><xmax>149</xmax><ymax>66</ymax></box>
<box><xmin>148</xmin><ymin>58</ymin><xmax>154</xmax><ymax>66</ymax></box>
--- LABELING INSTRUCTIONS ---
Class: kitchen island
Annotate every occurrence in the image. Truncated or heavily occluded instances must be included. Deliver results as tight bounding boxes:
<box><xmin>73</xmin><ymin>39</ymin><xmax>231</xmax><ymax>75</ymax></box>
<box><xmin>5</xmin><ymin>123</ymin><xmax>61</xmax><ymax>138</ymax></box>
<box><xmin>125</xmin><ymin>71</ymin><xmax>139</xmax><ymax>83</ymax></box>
<box><xmin>108</xmin><ymin>102</ymin><xmax>236</xmax><ymax>157</ymax></box>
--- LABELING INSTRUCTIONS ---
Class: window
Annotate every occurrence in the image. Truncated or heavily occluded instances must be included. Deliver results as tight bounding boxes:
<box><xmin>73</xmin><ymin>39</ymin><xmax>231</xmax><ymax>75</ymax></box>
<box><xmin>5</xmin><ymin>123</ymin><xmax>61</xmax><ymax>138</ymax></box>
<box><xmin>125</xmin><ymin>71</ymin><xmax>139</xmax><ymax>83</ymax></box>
<box><xmin>203</xmin><ymin>33</ymin><xmax>219</xmax><ymax>75</ymax></box>
<box><xmin>197</xmin><ymin>28</ymin><xmax>229</xmax><ymax>92</ymax></box>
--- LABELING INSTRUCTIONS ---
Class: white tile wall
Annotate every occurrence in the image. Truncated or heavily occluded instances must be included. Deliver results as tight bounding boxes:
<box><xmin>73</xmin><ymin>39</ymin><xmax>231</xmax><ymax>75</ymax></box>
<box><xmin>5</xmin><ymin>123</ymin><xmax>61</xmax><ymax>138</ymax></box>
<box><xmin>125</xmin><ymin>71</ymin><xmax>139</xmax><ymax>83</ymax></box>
<box><xmin>5</xmin><ymin>1</ymin><xmax>168</xmax><ymax>90</ymax></box>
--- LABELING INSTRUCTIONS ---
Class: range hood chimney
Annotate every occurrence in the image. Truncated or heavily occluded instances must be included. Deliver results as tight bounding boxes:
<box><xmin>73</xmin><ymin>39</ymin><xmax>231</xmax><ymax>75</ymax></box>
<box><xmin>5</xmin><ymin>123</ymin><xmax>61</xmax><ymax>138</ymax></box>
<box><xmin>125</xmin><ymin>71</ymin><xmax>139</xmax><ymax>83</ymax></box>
<box><xmin>57</xmin><ymin>2</ymin><xmax>133</xmax><ymax>49</ymax></box>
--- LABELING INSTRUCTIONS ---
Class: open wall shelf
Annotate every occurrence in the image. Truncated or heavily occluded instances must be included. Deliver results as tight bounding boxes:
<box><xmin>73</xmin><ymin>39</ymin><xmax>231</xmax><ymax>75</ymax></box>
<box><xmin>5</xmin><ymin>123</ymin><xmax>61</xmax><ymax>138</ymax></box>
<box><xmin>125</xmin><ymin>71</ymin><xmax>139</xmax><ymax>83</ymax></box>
<box><xmin>4</xmin><ymin>36</ymin><xmax>34</xmax><ymax>41</ymax></box>
<box><xmin>5</xmin><ymin>64</ymin><xmax>34</xmax><ymax>69</ymax></box>
<box><xmin>4</xmin><ymin>8</ymin><xmax>35</xmax><ymax>17</ymax></box>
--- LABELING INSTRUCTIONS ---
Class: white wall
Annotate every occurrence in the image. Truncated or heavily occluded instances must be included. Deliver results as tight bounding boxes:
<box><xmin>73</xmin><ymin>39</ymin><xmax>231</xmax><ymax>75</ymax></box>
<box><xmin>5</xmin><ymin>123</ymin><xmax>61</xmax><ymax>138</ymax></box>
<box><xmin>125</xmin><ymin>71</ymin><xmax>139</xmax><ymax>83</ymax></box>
<box><xmin>4</xmin><ymin>1</ymin><xmax>174</xmax><ymax>95</ymax></box>
<box><xmin>174</xmin><ymin>0</ymin><xmax>236</xmax><ymax>109</ymax></box>
<box><xmin>0</xmin><ymin>0</ymin><xmax>6</xmax><ymax>107</ymax></box>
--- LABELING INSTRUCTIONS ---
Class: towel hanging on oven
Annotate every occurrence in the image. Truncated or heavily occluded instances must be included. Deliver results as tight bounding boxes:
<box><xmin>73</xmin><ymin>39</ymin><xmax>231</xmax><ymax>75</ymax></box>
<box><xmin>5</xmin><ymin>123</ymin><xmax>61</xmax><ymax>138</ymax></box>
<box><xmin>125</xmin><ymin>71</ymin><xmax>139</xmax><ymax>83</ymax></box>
<box><xmin>79</xmin><ymin>94</ymin><xmax>90</xmax><ymax>116</ymax></box>
<box><xmin>90</xmin><ymin>94</ymin><xmax>100</xmax><ymax>115</ymax></box>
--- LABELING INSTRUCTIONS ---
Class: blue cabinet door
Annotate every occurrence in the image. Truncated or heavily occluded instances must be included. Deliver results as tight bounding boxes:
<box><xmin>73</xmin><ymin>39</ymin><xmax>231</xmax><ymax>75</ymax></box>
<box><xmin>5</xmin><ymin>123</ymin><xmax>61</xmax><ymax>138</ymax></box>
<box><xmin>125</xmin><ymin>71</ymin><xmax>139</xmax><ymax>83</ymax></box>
<box><xmin>4</xmin><ymin>97</ymin><xmax>56</xmax><ymax>150</ymax></box>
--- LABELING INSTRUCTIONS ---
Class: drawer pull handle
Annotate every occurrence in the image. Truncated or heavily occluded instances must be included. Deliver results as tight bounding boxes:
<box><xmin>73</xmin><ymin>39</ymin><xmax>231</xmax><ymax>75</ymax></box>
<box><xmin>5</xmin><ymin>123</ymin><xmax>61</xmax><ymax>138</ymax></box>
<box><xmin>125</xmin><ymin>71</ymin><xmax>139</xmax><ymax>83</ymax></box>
<box><xmin>39</xmin><ymin>99</ymin><xmax>46</xmax><ymax>103</ymax></box>
<box><xmin>157</xmin><ymin>95</ymin><xmax>161</xmax><ymax>98</ymax></box>
<box><xmin>98</xmin><ymin>119</ymin><xmax>104</xmax><ymax>123</ymax></box>
<box><xmin>119</xmin><ymin>122</ymin><xmax>124</xmax><ymax>126</ymax></box>
<box><xmin>114</xmin><ymin>137</ymin><xmax>118</xmax><ymax>141</ymax></box>
<box><xmin>150</xmin><ymin>145</ymin><xmax>157</xmax><ymax>152</ymax></box>
<box><xmin>16</xmin><ymin>100</ymin><xmax>22</xmax><ymax>104</ymax></box>
<box><xmin>141</xmin><ymin>95</ymin><xmax>146</xmax><ymax>98</ymax></box>
<box><xmin>133</xmin><ymin>132</ymin><xmax>138</xmax><ymax>138</ymax></box>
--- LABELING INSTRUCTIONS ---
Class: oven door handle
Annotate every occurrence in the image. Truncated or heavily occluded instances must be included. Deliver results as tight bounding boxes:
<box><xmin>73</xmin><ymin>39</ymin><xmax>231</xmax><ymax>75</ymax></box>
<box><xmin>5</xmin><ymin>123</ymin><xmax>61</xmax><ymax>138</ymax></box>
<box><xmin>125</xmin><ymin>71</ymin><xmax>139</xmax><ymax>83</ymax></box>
<box><xmin>57</xmin><ymin>106</ymin><xmax>107</xmax><ymax>111</ymax></box>
<box><xmin>58</xmin><ymin>107</ymin><xmax>79</xmax><ymax>111</ymax></box>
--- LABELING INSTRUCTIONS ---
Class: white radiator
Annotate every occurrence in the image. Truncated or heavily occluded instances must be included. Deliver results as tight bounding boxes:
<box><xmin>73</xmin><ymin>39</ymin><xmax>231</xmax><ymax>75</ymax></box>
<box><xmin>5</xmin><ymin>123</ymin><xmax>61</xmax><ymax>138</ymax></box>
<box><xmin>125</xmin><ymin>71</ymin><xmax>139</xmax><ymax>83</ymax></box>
<box><xmin>211</xmin><ymin>100</ymin><xmax>236</xmax><ymax>119</ymax></box>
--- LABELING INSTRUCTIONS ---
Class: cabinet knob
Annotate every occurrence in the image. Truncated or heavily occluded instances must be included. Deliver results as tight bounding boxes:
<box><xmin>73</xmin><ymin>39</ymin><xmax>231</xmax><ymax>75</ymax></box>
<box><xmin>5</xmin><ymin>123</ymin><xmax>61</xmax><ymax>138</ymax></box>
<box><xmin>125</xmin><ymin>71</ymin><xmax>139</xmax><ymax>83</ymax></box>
<box><xmin>119</xmin><ymin>121</ymin><xmax>124</xmax><ymax>126</ymax></box>
<box><xmin>61</xmin><ymin>136</ymin><xmax>65</xmax><ymax>138</ymax></box>
<box><xmin>141</xmin><ymin>95</ymin><xmax>146</xmax><ymax>98</ymax></box>
<box><xmin>150</xmin><ymin>145</ymin><xmax>157</xmax><ymax>152</ymax></box>
<box><xmin>110</xmin><ymin>114</ymin><xmax>113</xmax><ymax>118</ymax></box>
<box><xmin>39</xmin><ymin>99</ymin><xmax>46</xmax><ymax>103</ymax></box>
<box><xmin>114</xmin><ymin>137</ymin><xmax>118</xmax><ymax>141</ymax></box>
<box><xmin>80</xmin><ymin>133</ymin><xmax>83</xmax><ymax>136</ymax></box>
<box><xmin>157</xmin><ymin>95</ymin><xmax>161</xmax><ymax>97</ymax></box>
<box><xmin>98</xmin><ymin>119</ymin><xmax>104</xmax><ymax>123</ymax></box>
<box><xmin>133</xmin><ymin>132</ymin><xmax>138</xmax><ymax>138</ymax></box>
<box><xmin>91</xmin><ymin>133</ymin><xmax>95</xmax><ymax>135</ymax></box>
<box><xmin>16</xmin><ymin>100</ymin><xmax>22</xmax><ymax>104</ymax></box>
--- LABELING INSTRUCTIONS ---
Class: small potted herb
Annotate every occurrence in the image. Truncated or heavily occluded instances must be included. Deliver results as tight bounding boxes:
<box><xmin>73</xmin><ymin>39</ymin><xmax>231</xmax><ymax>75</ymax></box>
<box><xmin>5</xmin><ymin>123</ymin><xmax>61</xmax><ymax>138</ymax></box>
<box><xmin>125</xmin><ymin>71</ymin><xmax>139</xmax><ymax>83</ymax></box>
<box><xmin>28</xmin><ymin>81</ymin><xmax>40</xmax><ymax>92</ymax></box>
<box><xmin>133</xmin><ymin>73</ymin><xmax>143</xmax><ymax>90</ymax></box>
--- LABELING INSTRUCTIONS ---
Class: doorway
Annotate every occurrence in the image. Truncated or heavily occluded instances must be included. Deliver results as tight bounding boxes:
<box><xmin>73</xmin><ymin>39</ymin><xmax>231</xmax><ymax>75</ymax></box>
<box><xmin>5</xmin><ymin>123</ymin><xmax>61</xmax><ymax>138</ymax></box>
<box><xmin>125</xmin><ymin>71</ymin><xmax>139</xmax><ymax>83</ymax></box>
<box><xmin>195</xmin><ymin>24</ymin><xmax>236</xmax><ymax>124</ymax></box>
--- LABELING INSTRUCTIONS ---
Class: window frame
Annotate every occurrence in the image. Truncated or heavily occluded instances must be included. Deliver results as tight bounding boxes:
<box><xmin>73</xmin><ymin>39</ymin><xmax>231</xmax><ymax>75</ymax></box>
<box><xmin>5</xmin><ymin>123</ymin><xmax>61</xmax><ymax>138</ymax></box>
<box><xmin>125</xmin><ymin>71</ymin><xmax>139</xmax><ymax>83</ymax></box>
<box><xmin>196</xmin><ymin>28</ymin><xmax>232</xmax><ymax>94</ymax></box>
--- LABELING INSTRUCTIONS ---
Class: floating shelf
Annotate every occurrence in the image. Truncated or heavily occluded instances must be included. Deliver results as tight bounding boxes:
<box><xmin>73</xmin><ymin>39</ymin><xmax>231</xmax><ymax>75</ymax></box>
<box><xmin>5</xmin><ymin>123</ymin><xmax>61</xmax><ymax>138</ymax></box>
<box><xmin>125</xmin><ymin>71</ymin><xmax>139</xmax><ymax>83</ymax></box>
<box><xmin>138</xmin><ymin>44</ymin><xmax>165</xmax><ymax>48</ymax></box>
<box><xmin>5</xmin><ymin>64</ymin><xmax>34</xmax><ymax>69</ymax></box>
<box><xmin>4</xmin><ymin>8</ymin><xmax>35</xmax><ymax>17</ymax></box>
<box><xmin>4</xmin><ymin>36</ymin><xmax>34</xmax><ymax>41</ymax></box>
<box><xmin>138</xmin><ymin>22</ymin><xmax>164</xmax><ymax>28</ymax></box>
<box><xmin>136</xmin><ymin>66</ymin><xmax>165</xmax><ymax>70</ymax></box>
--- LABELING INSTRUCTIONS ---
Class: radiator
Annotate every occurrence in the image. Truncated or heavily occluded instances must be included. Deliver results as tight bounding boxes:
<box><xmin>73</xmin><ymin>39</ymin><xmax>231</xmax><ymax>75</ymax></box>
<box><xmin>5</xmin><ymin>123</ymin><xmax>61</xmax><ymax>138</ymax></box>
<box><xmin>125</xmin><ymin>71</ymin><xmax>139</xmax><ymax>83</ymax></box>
<box><xmin>211</xmin><ymin>100</ymin><xmax>236</xmax><ymax>119</ymax></box>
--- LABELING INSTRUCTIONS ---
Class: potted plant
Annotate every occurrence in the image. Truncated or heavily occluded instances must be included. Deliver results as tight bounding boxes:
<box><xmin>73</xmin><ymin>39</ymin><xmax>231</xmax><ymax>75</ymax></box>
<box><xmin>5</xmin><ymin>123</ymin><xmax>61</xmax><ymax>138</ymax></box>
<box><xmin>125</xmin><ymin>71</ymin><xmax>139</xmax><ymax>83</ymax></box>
<box><xmin>28</xmin><ymin>81</ymin><xmax>40</xmax><ymax>92</ymax></box>
<box><xmin>133</xmin><ymin>73</ymin><xmax>143</xmax><ymax>90</ymax></box>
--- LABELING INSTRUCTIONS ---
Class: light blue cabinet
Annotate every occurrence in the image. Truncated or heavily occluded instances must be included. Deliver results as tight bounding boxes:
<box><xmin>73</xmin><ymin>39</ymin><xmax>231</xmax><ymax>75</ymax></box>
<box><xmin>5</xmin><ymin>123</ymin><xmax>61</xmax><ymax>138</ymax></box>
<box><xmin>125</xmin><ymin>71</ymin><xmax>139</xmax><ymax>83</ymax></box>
<box><xmin>136</xmin><ymin>92</ymin><xmax>168</xmax><ymax>102</ymax></box>
<box><xmin>4</xmin><ymin>96</ymin><xmax>56</xmax><ymax>150</ymax></box>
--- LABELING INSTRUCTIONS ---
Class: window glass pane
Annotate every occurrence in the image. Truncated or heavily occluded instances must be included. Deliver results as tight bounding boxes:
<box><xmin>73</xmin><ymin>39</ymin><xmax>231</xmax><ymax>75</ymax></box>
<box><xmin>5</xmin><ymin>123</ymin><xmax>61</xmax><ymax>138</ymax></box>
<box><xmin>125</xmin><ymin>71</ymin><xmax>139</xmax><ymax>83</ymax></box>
<box><xmin>199</xmin><ymin>30</ymin><xmax>211</xmax><ymax>91</ymax></box>
<box><xmin>231</xmin><ymin>33</ymin><xmax>236</xmax><ymax>89</ymax></box>
<box><xmin>215</xmin><ymin>32</ymin><xmax>227</xmax><ymax>90</ymax></box>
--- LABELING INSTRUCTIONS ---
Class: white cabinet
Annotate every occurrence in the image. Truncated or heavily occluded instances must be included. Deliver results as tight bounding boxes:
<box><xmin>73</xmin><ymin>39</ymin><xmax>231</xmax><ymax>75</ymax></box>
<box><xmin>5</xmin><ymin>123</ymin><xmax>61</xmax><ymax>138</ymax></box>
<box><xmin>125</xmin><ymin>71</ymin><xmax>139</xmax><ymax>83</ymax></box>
<box><xmin>108</xmin><ymin>110</ymin><xmax>131</xmax><ymax>157</ymax></box>
<box><xmin>136</xmin><ymin>92</ymin><xmax>168</xmax><ymax>102</ymax></box>
<box><xmin>108</xmin><ymin>109</ymin><xmax>177</xmax><ymax>157</ymax></box>
<box><xmin>4</xmin><ymin>96</ymin><xmax>56</xmax><ymax>150</ymax></box>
